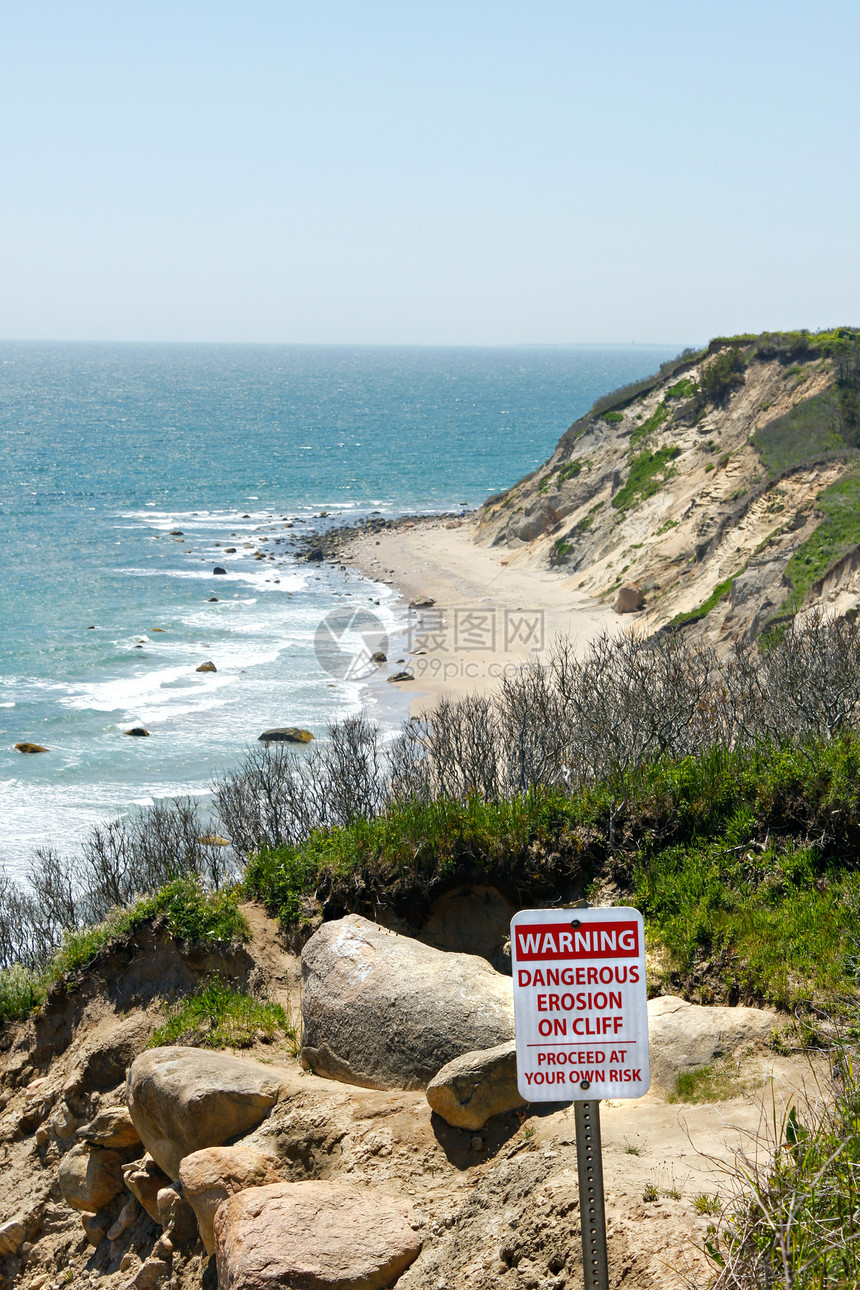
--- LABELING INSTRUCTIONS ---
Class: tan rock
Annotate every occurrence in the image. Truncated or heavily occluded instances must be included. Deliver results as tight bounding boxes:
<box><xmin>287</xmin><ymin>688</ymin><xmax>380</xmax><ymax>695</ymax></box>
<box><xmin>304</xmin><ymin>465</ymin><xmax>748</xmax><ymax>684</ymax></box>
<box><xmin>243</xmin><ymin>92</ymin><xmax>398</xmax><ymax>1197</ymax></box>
<box><xmin>127</xmin><ymin>1256</ymin><xmax>170</xmax><ymax>1290</ymax></box>
<box><xmin>126</xmin><ymin>1048</ymin><xmax>291</xmax><ymax>1179</ymax></box>
<box><xmin>214</xmin><ymin>1181</ymin><xmax>421</xmax><ymax>1290</ymax></box>
<box><xmin>301</xmin><ymin>914</ymin><xmax>515</xmax><ymax>1090</ymax></box>
<box><xmin>649</xmin><ymin>995</ymin><xmax>776</xmax><ymax>1091</ymax></box>
<box><xmin>77</xmin><ymin>1105</ymin><xmax>142</xmax><ymax>1150</ymax></box>
<box><xmin>123</xmin><ymin>1155</ymin><xmax>172</xmax><ymax>1221</ymax></box>
<box><xmin>614</xmin><ymin>583</ymin><xmax>644</xmax><ymax>613</ymax></box>
<box><xmin>425</xmin><ymin>1040</ymin><xmax>525</xmax><ymax>1130</ymax></box>
<box><xmin>196</xmin><ymin>661</ymin><xmax>217</xmax><ymax>672</ymax></box>
<box><xmin>14</xmin><ymin>743</ymin><xmax>49</xmax><ymax>754</ymax></box>
<box><xmin>83</xmin><ymin>1211</ymin><xmax>111</xmax><ymax>1248</ymax></box>
<box><xmin>156</xmin><ymin>1185</ymin><xmax>198</xmax><ymax>1243</ymax></box>
<box><xmin>58</xmin><ymin>1144</ymin><xmax>126</xmax><ymax>1213</ymax></box>
<box><xmin>0</xmin><ymin>1219</ymin><xmax>26</xmax><ymax>1256</ymax></box>
<box><xmin>179</xmin><ymin>1145</ymin><xmax>283</xmax><ymax>1254</ymax></box>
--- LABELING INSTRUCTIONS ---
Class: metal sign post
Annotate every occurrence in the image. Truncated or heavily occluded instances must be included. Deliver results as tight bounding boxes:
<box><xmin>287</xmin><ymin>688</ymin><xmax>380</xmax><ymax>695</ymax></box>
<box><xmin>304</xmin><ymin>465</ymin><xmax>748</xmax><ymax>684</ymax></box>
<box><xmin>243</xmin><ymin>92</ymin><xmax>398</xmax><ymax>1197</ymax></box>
<box><xmin>574</xmin><ymin>1098</ymin><xmax>609</xmax><ymax>1290</ymax></box>
<box><xmin>510</xmin><ymin>905</ymin><xmax>649</xmax><ymax>1290</ymax></box>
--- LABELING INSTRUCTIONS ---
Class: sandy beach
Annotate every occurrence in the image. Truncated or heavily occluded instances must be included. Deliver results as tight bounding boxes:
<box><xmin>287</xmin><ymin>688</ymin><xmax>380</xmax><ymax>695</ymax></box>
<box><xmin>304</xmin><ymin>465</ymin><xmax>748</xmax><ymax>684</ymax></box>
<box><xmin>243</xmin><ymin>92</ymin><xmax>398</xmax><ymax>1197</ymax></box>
<box><xmin>340</xmin><ymin>513</ymin><xmax>623</xmax><ymax>716</ymax></box>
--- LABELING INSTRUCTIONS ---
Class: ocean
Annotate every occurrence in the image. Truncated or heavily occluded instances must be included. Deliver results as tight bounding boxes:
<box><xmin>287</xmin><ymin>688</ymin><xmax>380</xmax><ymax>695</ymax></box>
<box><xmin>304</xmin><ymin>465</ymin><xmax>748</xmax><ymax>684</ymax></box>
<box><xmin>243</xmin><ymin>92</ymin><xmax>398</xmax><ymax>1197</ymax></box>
<box><xmin>0</xmin><ymin>342</ymin><xmax>679</xmax><ymax>874</ymax></box>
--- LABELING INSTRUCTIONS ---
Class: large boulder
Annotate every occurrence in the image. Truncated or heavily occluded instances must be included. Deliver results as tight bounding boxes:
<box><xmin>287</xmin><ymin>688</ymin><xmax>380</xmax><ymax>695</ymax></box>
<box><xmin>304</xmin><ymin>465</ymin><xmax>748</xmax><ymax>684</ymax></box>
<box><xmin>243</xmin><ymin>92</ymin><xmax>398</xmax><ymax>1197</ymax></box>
<box><xmin>58</xmin><ymin>1143</ymin><xmax>126</xmax><ymax>1213</ymax></box>
<box><xmin>300</xmin><ymin>915</ymin><xmax>515</xmax><ymax>1089</ymax></box>
<box><xmin>126</xmin><ymin>1048</ymin><xmax>292</xmax><ymax>1179</ymax></box>
<box><xmin>614</xmin><ymin>583</ymin><xmax>644</xmax><ymax>613</ymax></box>
<box><xmin>179</xmin><ymin>1145</ymin><xmax>283</xmax><ymax>1254</ymax></box>
<box><xmin>214</xmin><ymin>1181</ymin><xmax>421</xmax><ymax>1290</ymax></box>
<box><xmin>648</xmin><ymin>995</ymin><xmax>776</xmax><ymax>1090</ymax></box>
<box><xmin>425</xmin><ymin>1040</ymin><xmax>525</xmax><ymax>1130</ymax></box>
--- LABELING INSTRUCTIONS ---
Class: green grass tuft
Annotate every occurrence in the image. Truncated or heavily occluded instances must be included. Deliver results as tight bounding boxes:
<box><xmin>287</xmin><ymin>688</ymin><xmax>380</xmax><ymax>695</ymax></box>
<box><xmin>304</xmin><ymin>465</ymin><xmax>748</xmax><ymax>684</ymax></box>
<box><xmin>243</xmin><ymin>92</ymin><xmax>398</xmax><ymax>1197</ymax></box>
<box><xmin>149</xmin><ymin>976</ymin><xmax>296</xmax><ymax>1050</ymax></box>
<box><xmin>753</xmin><ymin>389</ymin><xmax>847</xmax><ymax>476</ymax></box>
<box><xmin>612</xmin><ymin>446</ymin><xmax>681</xmax><ymax>512</ymax></box>
<box><xmin>778</xmin><ymin>470</ymin><xmax>860</xmax><ymax>615</ymax></box>
<box><xmin>670</xmin><ymin>570</ymin><xmax>743</xmax><ymax>628</ymax></box>
<box><xmin>630</xmin><ymin>401</ymin><xmax>670</xmax><ymax>448</ymax></box>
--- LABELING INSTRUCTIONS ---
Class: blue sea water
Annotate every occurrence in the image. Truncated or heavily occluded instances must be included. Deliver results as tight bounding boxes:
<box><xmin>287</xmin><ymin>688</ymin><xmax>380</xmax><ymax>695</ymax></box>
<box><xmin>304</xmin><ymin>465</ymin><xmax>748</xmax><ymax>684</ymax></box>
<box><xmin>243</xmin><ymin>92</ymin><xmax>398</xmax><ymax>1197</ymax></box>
<box><xmin>0</xmin><ymin>342</ymin><xmax>679</xmax><ymax>873</ymax></box>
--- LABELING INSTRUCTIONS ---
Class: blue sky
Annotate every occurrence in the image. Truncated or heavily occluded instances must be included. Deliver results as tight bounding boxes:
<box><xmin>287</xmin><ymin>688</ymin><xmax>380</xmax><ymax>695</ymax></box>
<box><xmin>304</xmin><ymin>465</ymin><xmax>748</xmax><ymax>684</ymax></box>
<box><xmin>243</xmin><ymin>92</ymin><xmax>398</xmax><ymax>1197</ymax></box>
<box><xmin>1</xmin><ymin>0</ymin><xmax>858</xmax><ymax>344</ymax></box>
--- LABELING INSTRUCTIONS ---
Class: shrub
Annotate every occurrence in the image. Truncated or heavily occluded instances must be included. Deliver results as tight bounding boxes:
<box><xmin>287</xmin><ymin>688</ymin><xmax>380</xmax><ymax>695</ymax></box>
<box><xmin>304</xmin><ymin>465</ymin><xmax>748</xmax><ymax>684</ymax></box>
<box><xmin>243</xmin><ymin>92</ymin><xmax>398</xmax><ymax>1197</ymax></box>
<box><xmin>708</xmin><ymin>1065</ymin><xmax>860</xmax><ymax>1286</ymax></box>
<box><xmin>698</xmin><ymin>346</ymin><xmax>746</xmax><ymax>407</ymax></box>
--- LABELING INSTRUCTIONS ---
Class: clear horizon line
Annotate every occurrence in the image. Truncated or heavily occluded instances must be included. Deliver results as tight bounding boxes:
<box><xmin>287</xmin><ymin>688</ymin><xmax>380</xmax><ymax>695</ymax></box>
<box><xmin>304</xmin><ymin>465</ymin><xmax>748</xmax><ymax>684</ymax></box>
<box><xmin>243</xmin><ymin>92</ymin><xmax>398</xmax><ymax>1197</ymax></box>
<box><xmin>0</xmin><ymin>336</ymin><xmax>694</xmax><ymax>350</ymax></box>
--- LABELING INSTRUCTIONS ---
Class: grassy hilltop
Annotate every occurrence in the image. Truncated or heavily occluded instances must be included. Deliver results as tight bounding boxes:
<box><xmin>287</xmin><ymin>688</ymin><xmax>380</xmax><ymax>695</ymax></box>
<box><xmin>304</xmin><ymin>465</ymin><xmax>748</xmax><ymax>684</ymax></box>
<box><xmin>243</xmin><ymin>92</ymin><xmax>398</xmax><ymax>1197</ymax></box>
<box><xmin>479</xmin><ymin>327</ymin><xmax>860</xmax><ymax>641</ymax></box>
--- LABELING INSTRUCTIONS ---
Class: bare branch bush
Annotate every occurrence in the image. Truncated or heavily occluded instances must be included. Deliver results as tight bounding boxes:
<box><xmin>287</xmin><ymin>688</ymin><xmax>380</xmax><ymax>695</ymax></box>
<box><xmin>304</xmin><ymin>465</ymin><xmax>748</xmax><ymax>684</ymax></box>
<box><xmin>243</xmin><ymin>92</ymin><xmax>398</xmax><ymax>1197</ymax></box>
<box><xmin>13</xmin><ymin>611</ymin><xmax>860</xmax><ymax>973</ymax></box>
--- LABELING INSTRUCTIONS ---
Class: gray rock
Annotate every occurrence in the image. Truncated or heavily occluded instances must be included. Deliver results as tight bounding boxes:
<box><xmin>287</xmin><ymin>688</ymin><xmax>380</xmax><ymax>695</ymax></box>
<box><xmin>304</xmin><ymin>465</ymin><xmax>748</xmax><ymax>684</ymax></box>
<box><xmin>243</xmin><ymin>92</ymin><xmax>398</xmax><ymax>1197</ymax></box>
<box><xmin>257</xmin><ymin>727</ymin><xmax>314</xmax><ymax>743</ymax></box>
<box><xmin>214</xmin><ymin>1181</ymin><xmax>421</xmax><ymax>1290</ymax></box>
<box><xmin>301</xmin><ymin>915</ymin><xmax>515</xmax><ymax>1090</ymax></box>
<box><xmin>648</xmin><ymin>995</ymin><xmax>776</xmax><ymax>1091</ymax></box>
<box><xmin>426</xmin><ymin>1040</ymin><xmax>525</xmax><ymax>1130</ymax></box>
<box><xmin>126</xmin><ymin>1048</ymin><xmax>292</xmax><ymax>1180</ymax></box>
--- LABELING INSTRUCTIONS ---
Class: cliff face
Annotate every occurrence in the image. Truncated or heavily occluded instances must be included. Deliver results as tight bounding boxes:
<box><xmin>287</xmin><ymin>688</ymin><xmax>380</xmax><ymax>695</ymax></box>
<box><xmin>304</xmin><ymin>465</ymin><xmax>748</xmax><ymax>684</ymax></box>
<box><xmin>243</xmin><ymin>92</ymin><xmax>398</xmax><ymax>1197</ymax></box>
<box><xmin>476</xmin><ymin>330</ymin><xmax>860</xmax><ymax>642</ymax></box>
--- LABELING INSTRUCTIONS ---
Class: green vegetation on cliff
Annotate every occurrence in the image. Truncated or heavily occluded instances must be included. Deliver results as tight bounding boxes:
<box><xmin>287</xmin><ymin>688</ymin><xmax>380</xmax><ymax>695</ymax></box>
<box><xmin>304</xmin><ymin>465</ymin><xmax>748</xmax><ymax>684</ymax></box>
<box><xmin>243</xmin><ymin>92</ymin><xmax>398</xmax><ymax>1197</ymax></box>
<box><xmin>243</xmin><ymin>733</ymin><xmax>860</xmax><ymax>1011</ymax></box>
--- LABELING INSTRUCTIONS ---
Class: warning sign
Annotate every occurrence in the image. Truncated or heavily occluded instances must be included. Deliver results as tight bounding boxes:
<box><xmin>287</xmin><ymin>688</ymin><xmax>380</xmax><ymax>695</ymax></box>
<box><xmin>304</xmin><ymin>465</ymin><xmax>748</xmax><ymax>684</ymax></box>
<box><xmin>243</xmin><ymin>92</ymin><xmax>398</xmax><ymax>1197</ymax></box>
<box><xmin>511</xmin><ymin>907</ymin><xmax>650</xmax><ymax>1101</ymax></box>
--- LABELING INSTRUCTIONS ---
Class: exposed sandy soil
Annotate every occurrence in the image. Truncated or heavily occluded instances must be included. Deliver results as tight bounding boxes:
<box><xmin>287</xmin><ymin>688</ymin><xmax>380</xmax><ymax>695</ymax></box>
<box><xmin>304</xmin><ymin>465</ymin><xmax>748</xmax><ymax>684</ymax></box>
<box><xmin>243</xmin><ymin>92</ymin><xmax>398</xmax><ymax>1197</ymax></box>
<box><xmin>0</xmin><ymin>905</ymin><xmax>828</xmax><ymax>1290</ymax></box>
<box><xmin>340</xmin><ymin>517</ymin><xmax>623</xmax><ymax>714</ymax></box>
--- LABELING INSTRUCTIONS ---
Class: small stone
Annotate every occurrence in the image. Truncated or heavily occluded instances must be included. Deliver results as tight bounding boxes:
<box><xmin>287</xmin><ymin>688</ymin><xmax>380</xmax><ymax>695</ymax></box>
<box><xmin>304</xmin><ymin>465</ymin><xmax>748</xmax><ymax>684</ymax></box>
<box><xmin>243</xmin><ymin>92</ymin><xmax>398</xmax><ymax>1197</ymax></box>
<box><xmin>14</xmin><ymin>743</ymin><xmax>49</xmax><ymax>754</ymax></box>
<box><xmin>82</xmin><ymin>1211</ymin><xmax>110</xmax><ymax>1248</ymax></box>
<box><xmin>76</xmin><ymin>1106</ymin><xmax>141</xmax><ymax>1150</ymax></box>
<box><xmin>410</xmin><ymin>596</ymin><xmax>436</xmax><ymax>608</ymax></box>
<box><xmin>207</xmin><ymin>597</ymin><xmax>219</xmax><ymax>602</ymax></box>
<box><xmin>124</xmin><ymin>727</ymin><xmax>150</xmax><ymax>737</ymax></box>
<box><xmin>107</xmin><ymin>1197</ymin><xmax>138</xmax><ymax>1241</ymax></box>
<box><xmin>123</xmin><ymin>1155</ymin><xmax>171</xmax><ymax>1221</ymax></box>
<box><xmin>0</xmin><ymin>1219</ymin><xmax>26</xmax><ymax>1256</ymax></box>
<box><xmin>120</xmin><ymin>1253</ymin><xmax>137</xmax><ymax>1272</ymax></box>
<box><xmin>213</xmin><ymin>567</ymin><xmax>227</xmax><ymax>575</ymax></box>
<box><xmin>195</xmin><ymin>661</ymin><xmax>217</xmax><ymax>673</ymax></box>
<box><xmin>470</xmin><ymin>1136</ymin><xmax>483</xmax><ymax>1151</ymax></box>
<box><xmin>426</xmin><ymin>1039</ymin><xmax>525</xmax><ymax>1130</ymax></box>
<box><xmin>387</xmin><ymin>671</ymin><xmax>415</xmax><ymax>683</ymax></box>
<box><xmin>129</xmin><ymin>1255</ymin><xmax>170</xmax><ymax>1290</ymax></box>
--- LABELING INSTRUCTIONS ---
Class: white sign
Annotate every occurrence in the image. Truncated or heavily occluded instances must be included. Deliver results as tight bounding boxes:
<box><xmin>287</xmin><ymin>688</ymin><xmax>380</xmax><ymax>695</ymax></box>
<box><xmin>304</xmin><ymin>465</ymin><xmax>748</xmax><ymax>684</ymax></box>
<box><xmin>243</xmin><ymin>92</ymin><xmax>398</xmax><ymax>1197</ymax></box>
<box><xmin>511</xmin><ymin>906</ymin><xmax>650</xmax><ymax>1101</ymax></box>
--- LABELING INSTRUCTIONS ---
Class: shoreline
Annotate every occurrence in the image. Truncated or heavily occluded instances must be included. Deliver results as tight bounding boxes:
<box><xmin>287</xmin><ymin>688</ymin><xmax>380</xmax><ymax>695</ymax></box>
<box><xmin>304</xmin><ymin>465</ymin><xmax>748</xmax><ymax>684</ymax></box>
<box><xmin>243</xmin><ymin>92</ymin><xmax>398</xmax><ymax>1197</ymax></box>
<box><xmin>329</xmin><ymin>511</ymin><xmax>624</xmax><ymax>717</ymax></box>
